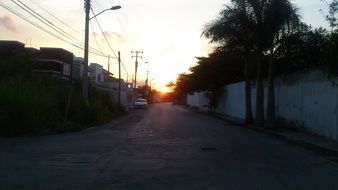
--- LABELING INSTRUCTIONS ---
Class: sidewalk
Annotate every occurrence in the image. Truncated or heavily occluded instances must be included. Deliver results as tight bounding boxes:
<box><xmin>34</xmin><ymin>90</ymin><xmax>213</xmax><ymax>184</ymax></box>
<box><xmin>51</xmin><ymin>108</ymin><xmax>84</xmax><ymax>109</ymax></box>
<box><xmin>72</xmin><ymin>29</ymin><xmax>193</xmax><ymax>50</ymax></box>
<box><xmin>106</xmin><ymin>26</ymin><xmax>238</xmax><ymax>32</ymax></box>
<box><xmin>187</xmin><ymin>106</ymin><xmax>338</xmax><ymax>157</ymax></box>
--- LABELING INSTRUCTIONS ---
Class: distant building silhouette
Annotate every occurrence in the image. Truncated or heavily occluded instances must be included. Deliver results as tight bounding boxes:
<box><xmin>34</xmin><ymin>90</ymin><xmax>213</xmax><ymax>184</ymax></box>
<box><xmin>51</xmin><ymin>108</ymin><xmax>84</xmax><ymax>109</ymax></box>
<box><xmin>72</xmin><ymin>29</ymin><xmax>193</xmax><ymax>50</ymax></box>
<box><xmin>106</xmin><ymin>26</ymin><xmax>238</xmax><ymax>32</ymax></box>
<box><xmin>0</xmin><ymin>40</ymin><xmax>25</xmax><ymax>58</ymax></box>
<box><xmin>34</xmin><ymin>47</ymin><xmax>73</xmax><ymax>78</ymax></box>
<box><xmin>72</xmin><ymin>57</ymin><xmax>84</xmax><ymax>79</ymax></box>
<box><xmin>0</xmin><ymin>40</ymin><xmax>133</xmax><ymax>106</ymax></box>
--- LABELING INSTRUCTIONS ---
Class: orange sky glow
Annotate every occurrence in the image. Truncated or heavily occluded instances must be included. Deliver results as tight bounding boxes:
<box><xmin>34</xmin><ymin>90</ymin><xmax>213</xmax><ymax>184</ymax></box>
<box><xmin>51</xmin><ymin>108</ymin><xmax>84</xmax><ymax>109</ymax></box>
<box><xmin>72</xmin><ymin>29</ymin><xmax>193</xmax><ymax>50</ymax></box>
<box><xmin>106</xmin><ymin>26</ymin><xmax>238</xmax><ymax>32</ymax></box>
<box><xmin>0</xmin><ymin>0</ymin><xmax>329</xmax><ymax>92</ymax></box>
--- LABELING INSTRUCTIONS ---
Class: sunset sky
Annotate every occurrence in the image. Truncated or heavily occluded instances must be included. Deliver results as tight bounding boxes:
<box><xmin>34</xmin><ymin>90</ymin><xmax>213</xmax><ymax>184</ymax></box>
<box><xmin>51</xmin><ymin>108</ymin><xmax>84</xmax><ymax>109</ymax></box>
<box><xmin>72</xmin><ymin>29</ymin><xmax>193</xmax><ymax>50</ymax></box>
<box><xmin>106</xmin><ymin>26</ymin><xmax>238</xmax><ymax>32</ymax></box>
<box><xmin>0</xmin><ymin>0</ymin><xmax>330</xmax><ymax>92</ymax></box>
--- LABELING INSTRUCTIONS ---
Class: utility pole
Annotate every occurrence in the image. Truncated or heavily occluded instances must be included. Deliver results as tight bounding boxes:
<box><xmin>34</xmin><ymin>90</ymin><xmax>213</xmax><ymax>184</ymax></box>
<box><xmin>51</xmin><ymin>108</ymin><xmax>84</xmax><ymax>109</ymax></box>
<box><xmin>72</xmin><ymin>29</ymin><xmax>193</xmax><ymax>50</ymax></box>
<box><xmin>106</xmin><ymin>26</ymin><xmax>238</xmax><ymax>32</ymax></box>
<box><xmin>83</xmin><ymin>2</ymin><xmax>121</xmax><ymax>104</ymax></box>
<box><xmin>107</xmin><ymin>55</ymin><xmax>110</xmax><ymax>88</ymax></box>
<box><xmin>118</xmin><ymin>51</ymin><xmax>121</xmax><ymax>107</ymax></box>
<box><xmin>83</xmin><ymin>0</ymin><xmax>90</xmax><ymax>103</ymax></box>
<box><xmin>145</xmin><ymin>71</ymin><xmax>149</xmax><ymax>100</ymax></box>
<box><xmin>131</xmin><ymin>50</ymin><xmax>143</xmax><ymax>100</ymax></box>
<box><xmin>146</xmin><ymin>71</ymin><xmax>149</xmax><ymax>86</ymax></box>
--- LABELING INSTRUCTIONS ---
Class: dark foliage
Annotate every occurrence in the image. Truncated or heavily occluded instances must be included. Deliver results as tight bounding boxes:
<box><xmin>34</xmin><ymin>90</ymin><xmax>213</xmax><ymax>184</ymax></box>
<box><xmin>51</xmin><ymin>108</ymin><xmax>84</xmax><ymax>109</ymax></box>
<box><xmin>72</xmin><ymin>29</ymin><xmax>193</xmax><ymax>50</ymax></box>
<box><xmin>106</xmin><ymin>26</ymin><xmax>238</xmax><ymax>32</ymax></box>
<box><xmin>0</xmin><ymin>58</ymin><xmax>125</xmax><ymax>136</ymax></box>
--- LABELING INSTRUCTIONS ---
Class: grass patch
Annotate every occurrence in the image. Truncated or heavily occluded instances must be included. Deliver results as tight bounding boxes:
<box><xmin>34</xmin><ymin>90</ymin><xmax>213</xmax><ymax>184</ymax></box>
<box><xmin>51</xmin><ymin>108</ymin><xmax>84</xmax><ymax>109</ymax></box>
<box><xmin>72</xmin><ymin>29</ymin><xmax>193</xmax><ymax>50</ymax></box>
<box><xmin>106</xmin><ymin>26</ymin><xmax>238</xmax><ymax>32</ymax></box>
<box><xmin>0</xmin><ymin>56</ymin><xmax>126</xmax><ymax>136</ymax></box>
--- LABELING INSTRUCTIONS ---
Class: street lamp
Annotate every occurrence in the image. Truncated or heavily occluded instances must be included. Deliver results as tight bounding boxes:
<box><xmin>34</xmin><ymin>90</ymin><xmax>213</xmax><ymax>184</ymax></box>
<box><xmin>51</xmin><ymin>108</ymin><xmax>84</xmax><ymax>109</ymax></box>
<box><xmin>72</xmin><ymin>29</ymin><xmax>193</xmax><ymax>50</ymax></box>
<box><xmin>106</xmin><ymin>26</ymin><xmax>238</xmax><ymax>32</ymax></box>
<box><xmin>90</xmin><ymin>5</ymin><xmax>122</xmax><ymax>20</ymax></box>
<box><xmin>83</xmin><ymin>1</ymin><xmax>121</xmax><ymax>103</ymax></box>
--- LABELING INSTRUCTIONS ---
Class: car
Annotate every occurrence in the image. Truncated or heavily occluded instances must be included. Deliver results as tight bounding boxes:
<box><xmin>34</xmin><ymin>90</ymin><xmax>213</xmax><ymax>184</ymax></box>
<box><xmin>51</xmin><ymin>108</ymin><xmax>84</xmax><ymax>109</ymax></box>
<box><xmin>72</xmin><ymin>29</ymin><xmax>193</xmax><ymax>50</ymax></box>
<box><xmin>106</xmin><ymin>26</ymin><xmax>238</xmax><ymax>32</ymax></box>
<box><xmin>134</xmin><ymin>98</ymin><xmax>147</xmax><ymax>109</ymax></box>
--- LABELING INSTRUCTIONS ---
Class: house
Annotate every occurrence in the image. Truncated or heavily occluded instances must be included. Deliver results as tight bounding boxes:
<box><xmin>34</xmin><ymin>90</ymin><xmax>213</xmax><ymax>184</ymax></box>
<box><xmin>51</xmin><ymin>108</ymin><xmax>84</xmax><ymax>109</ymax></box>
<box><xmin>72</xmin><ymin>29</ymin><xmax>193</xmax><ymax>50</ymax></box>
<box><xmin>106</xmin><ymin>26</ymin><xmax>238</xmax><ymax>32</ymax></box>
<box><xmin>88</xmin><ymin>62</ymin><xmax>133</xmax><ymax>106</ymax></box>
<box><xmin>89</xmin><ymin>63</ymin><xmax>106</xmax><ymax>86</ymax></box>
<box><xmin>72</xmin><ymin>57</ymin><xmax>84</xmax><ymax>79</ymax></box>
<box><xmin>24</xmin><ymin>47</ymin><xmax>40</xmax><ymax>59</ymax></box>
<box><xmin>0</xmin><ymin>40</ymin><xmax>41</xmax><ymax>67</ymax></box>
<box><xmin>0</xmin><ymin>40</ymin><xmax>25</xmax><ymax>58</ymax></box>
<box><xmin>34</xmin><ymin>47</ymin><xmax>73</xmax><ymax>78</ymax></box>
<box><xmin>0</xmin><ymin>41</ymin><xmax>73</xmax><ymax>79</ymax></box>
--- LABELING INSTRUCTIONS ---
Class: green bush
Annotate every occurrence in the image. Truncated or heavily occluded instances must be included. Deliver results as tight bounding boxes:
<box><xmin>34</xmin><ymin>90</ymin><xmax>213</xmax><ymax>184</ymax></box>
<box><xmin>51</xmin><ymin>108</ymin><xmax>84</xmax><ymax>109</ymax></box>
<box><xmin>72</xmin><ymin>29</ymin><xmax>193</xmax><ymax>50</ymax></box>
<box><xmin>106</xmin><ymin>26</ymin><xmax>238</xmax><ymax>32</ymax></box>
<box><xmin>0</xmin><ymin>57</ymin><xmax>126</xmax><ymax>136</ymax></box>
<box><xmin>85</xmin><ymin>100</ymin><xmax>101</xmax><ymax>125</ymax></box>
<box><xmin>323</xmin><ymin>32</ymin><xmax>338</xmax><ymax>76</ymax></box>
<box><xmin>0</xmin><ymin>79</ymin><xmax>59</xmax><ymax>135</ymax></box>
<box><xmin>0</xmin><ymin>54</ymin><xmax>34</xmax><ymax>80</ymax></box>
<box><xmin>0</xmin><ymin>75</ymin><xmax>125</xmax><ymax>136</ymax></box>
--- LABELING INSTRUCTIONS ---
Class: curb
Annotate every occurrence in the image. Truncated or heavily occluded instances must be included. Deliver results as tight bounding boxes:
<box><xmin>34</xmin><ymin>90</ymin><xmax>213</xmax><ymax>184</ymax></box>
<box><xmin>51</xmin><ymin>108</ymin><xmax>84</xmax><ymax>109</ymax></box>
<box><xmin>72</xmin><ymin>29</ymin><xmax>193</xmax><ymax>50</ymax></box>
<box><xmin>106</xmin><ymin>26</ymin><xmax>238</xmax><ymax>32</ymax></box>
<box><xmin>248</xmin><ymin>126</ymin><xmax>338</xmax><ymax>157</ymax></box>
<box><xmin>185</xmin><ymin>106</ymin><xmax>338</xmax><ymax>157</ymax></box>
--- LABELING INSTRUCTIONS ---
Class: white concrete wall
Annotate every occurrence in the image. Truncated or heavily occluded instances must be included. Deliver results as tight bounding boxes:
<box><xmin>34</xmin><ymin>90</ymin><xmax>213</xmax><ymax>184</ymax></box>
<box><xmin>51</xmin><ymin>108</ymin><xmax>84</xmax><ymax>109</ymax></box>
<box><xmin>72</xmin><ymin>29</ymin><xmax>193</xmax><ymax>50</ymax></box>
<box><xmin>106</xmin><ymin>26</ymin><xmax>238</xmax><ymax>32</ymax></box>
<box><xmin>110</xmin><ymin>90</ymin><xmax>133</xmax><ymax>107</ymax></box>
<box><xmin>187</xmin><ymin>92</ymin><xmax>209</xmax><ymax>110</ymax></box>
<box><xmin>186</xmin><ymin>70</ymin><xmax>338</xmax><ymax>140</ymax></box>
<box><xmin>275</xmin><ymin>71</ymin><xmax>338</xmax><ymax>140</ymax></box>
<box><xmin>216</xmin><ymin>82</ymin><xmax>246</xmax><ymax>119</ymax></box>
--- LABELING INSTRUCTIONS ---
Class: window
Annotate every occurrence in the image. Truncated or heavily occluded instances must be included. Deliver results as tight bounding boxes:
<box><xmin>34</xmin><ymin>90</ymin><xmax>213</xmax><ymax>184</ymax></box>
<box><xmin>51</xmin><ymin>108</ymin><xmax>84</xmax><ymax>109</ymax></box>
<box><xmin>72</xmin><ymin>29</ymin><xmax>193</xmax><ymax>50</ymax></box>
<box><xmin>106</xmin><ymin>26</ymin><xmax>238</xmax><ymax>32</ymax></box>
<box><xmin>63</xmin><ymin>63</ymin><xmax>70</xmax><ymax>76</ymax></box>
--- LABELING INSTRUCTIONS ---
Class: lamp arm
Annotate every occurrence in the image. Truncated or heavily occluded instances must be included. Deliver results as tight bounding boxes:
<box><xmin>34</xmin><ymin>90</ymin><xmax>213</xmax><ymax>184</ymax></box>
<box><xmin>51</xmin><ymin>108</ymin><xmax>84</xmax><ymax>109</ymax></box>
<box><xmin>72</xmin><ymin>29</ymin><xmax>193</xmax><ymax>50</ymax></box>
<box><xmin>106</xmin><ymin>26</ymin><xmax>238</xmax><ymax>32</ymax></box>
<box><xmin>89</xmin><ymin>8</ymin><xmax>109</xmax><ymax>20</ymax></box>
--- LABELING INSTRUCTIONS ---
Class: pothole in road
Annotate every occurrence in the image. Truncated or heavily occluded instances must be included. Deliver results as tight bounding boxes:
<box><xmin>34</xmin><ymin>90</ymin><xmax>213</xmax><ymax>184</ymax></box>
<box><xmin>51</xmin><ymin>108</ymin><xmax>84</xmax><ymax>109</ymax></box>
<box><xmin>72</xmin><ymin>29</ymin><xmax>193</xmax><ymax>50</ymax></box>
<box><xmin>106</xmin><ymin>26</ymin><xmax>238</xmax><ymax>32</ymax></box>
<box><xmin>201</xmin><ymin>147</ymin><xmax>220</xmax><ymax>152</ymax></box>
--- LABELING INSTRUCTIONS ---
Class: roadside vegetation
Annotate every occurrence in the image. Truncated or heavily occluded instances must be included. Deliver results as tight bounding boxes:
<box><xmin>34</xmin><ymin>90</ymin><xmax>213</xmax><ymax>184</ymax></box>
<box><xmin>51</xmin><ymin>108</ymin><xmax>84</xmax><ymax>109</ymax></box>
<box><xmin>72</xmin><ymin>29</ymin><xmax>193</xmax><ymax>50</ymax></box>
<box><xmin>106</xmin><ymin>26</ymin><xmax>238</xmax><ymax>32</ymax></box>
<box><xmin>0</xmin><ymin>55</ymin><xmax>126</xmax><ymax>136</ymax></box>
<box><xmin>173</xmin><ymin>0</ymin><xmax>338</xmax><ymax>128</ymax></box>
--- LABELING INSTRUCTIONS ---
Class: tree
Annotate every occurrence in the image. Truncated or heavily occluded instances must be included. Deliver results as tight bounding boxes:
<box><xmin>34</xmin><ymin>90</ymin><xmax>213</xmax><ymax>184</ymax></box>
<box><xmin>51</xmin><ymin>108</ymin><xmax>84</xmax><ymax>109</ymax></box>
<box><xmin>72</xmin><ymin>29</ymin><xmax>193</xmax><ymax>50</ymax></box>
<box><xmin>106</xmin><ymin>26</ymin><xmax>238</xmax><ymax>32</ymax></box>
<box><xmin>202</xmin><ymin>0</ymin><xmax>255</xmax><ymax>123</ymax></box>
<box><xmin>264</xmin><ymin>0</ymin><xmax>300</xmax><ymax>128</ymax></box>
<box><xmin>202</xmin><ymin>0</ymin><xmax>272</xmax><ymax>127</ymax></box>
<box><xmin>274</xmin><ymin>26</ymin><xmax>329</xmax><ymax>73</ymax></box>
<box><xmin>323</xmin><ymin>31</ymin><xmax>338</xmax><ymax>75</ymax></box>
<box><xmin>321</xmin><ymin>0</ymin><xmax>338</xmax><ymax>30</ymax></box>
<box><xmin>202</xmin><ymin>0</ymin><xmax>301</xmax><ymax>127</ymax></box>
<box><xmin>166</xmin><ymin>82</ymin><xmax>175</xmax><ymax>89</ymax></box>
<box><xmin>174</xmin><ymin>73</ymin><xmax>190</xmax><ymax>98</ymax></box>
<box><xmin>227</xmin><ymin>0</ymin><xmax>300</xmax><ymax>128</ymax></box>
<box><xmin>173</xmin><ymin>50</ymin><xmax>246</xmax><ymax>109</ymax></box>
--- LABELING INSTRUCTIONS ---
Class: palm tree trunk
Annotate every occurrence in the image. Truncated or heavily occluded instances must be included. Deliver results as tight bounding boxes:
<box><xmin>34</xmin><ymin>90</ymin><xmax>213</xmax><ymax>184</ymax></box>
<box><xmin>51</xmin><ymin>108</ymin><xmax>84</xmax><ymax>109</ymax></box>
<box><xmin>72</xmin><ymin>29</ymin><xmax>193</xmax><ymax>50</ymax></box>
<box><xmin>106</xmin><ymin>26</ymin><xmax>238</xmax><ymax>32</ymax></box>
<box><xmin>244</xmin><ymin>58</ymin><xmax>254</xmax><ymax>124</ymax></box>
<box><xmin>266</xmin><ymin>46</ymin><xmax>276</xmax><ymax>128</ymax></box>
<box><xmin>255</xmin><ymin>52</ymin><xmax>264</xmax><ymax>128</ymax></box>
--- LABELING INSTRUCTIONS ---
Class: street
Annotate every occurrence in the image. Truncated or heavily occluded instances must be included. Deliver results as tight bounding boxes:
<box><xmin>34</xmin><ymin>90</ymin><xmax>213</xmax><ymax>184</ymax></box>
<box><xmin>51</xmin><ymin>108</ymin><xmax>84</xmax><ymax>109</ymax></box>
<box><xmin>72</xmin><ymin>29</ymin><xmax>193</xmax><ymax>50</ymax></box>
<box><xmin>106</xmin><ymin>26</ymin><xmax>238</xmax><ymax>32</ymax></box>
<box><xmin>1</xmin><ymin>103</ymin><xmax>338</xmax><ymax>190</ymax></box>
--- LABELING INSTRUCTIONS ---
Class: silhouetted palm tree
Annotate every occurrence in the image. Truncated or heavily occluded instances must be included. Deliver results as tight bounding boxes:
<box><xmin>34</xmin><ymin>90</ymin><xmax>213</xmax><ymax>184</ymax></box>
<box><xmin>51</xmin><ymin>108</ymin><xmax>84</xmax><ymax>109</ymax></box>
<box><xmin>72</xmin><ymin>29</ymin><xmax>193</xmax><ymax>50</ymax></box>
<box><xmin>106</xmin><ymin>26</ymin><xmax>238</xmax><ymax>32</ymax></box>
<box><xmin>202</xmin><ymin>0</ymin><xmax>300</xmax><ymax>127</ymax></box>
<box><xmin>202</xmin><ymin>0</ymin><xmax>255</xmax><ymax>123</ymax></box>
<box><xmin>262</xmin><ymin>0</ymin><xmax>300</xmax><ymax>128</ymax></box>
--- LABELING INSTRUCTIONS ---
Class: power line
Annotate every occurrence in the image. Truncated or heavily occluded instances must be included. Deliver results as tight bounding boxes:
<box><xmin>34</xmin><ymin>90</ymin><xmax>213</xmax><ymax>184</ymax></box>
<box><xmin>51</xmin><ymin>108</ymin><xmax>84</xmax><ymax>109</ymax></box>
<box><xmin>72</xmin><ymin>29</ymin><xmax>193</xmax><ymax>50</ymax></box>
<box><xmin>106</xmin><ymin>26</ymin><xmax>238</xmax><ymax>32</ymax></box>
<box><xmin>92</xmin><ymin>0</ymin><xmax>103</xmax><ymax>11</ymax></box>
<box><xmin>0</xmin><ymin>1</ymin><xmax>108</xmax><ymax>57</ymax></box>
<box><xmin>13</xmin><ymin>1</ymin><xmax>82</xmax><ymax>48</ymax></box>
<box><xmin>114</xmin><ymin>0</ymin><xmax>136</xmax><ymax>41</ymax></box>
<box><xmin>12</xmin><ymin>0</ymin><xmax>106</xmax><ymax>57</ymax></box>
<box><xmin>0</xmin><ymin>2</ymin><xmax>83</xmax><ymax>52</ymax></box>
<box><xmin>90</xmin><ymin>7</ymin><xmax>132</xmax><ymax>80</ymax></box>
<box><xmin>91</xmin><ymin>0</ymin><xmax>136</xmax><ymax>81</ymax></box>
<box><xmin>27</xmin><ymin>0</ymin><xmax>80</xmax><ymax>35</ymax></box>
<box><xmin>91</xmin><ymin>7</ymin><xmax>118</xmax><ymax>58</ymax></box>
<box><xmin>89</xmin><ymin>20</ymin><xmax>105</xmax><ymax>55</ymax></box>
<box><xmin>109</xmin><ymin>0</ymin><xmax>137</xmax><ymax>80</ymax></box>
<box><xmin>27</xmin><ymin>0</ymin><xmax>112</xmax><ymax>53</ymax></box>
<box><xmin>131</xmin><ymin>50</ymin><xmax>143</xmax><ymax>88</ymax></box>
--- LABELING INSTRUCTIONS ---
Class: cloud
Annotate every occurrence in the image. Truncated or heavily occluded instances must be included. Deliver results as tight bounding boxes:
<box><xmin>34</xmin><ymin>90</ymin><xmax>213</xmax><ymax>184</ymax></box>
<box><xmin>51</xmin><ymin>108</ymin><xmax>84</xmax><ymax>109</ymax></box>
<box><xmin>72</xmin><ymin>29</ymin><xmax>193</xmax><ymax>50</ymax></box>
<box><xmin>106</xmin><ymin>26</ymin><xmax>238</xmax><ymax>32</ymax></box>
<box><xmin>102</xmin><ymin>31</ymin><xmax>127</xmax><ymax>44</ymax></box>
<box><xmin>91</xmin><ymin>31</ymin><xmax>127</xmax><ymax>44</ymax></box>
<box><xmin>0</xmin><ymin>15</ymin><xmax>18</xmax><ymax>32</ymax></box>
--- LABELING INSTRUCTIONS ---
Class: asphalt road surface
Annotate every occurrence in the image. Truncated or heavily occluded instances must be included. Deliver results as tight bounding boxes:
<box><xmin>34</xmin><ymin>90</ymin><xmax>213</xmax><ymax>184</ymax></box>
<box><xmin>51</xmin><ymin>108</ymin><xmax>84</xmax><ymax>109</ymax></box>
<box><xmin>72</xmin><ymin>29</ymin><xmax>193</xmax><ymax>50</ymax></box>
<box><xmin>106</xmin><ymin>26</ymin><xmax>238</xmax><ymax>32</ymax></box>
<box><xmin>1</xmin><ymin>103</ymin><xmax>338</xmax><ymax>190</ymax></box>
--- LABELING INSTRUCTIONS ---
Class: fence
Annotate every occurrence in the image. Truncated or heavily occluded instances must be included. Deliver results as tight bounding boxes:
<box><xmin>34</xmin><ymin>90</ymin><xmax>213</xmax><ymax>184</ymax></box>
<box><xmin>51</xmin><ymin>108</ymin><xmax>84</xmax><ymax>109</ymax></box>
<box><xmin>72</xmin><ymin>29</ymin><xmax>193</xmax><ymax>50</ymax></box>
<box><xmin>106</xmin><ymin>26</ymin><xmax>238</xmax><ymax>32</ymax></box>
<box><xmin>187</xmin><ymin>70</ymin><xmax>338</xmax><ymax>140</ymax></box>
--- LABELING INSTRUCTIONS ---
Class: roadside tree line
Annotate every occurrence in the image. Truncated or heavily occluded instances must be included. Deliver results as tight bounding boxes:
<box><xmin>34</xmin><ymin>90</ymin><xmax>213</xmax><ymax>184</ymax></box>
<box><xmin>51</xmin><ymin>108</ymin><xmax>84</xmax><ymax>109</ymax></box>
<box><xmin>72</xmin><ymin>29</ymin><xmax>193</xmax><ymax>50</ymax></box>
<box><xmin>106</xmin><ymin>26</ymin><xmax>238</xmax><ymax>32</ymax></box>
<box><xmin>174</xmin><ymin>0</ymin><xmax>338</xmax><ymax>128</ymax></box>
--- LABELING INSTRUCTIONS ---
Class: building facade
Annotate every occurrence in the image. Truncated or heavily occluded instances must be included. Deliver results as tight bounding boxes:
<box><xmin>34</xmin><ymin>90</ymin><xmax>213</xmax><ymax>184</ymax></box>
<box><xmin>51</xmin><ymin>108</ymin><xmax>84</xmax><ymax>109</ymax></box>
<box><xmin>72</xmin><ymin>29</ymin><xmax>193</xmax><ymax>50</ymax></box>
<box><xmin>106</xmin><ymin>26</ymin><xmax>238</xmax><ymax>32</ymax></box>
<box><xmin>0</xmin><ymin>40</ymin><xmax>25</xmax><ymax>58</ymax></box>
<box><xmin>72</xmin><ymin>57</ymin><xmax>84</xmax><ymax>79</ymax></box>
<box><xmin>34</xmin><ymin>47</ymin><xmax>73</xmax><ymax>78</ymax></box>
